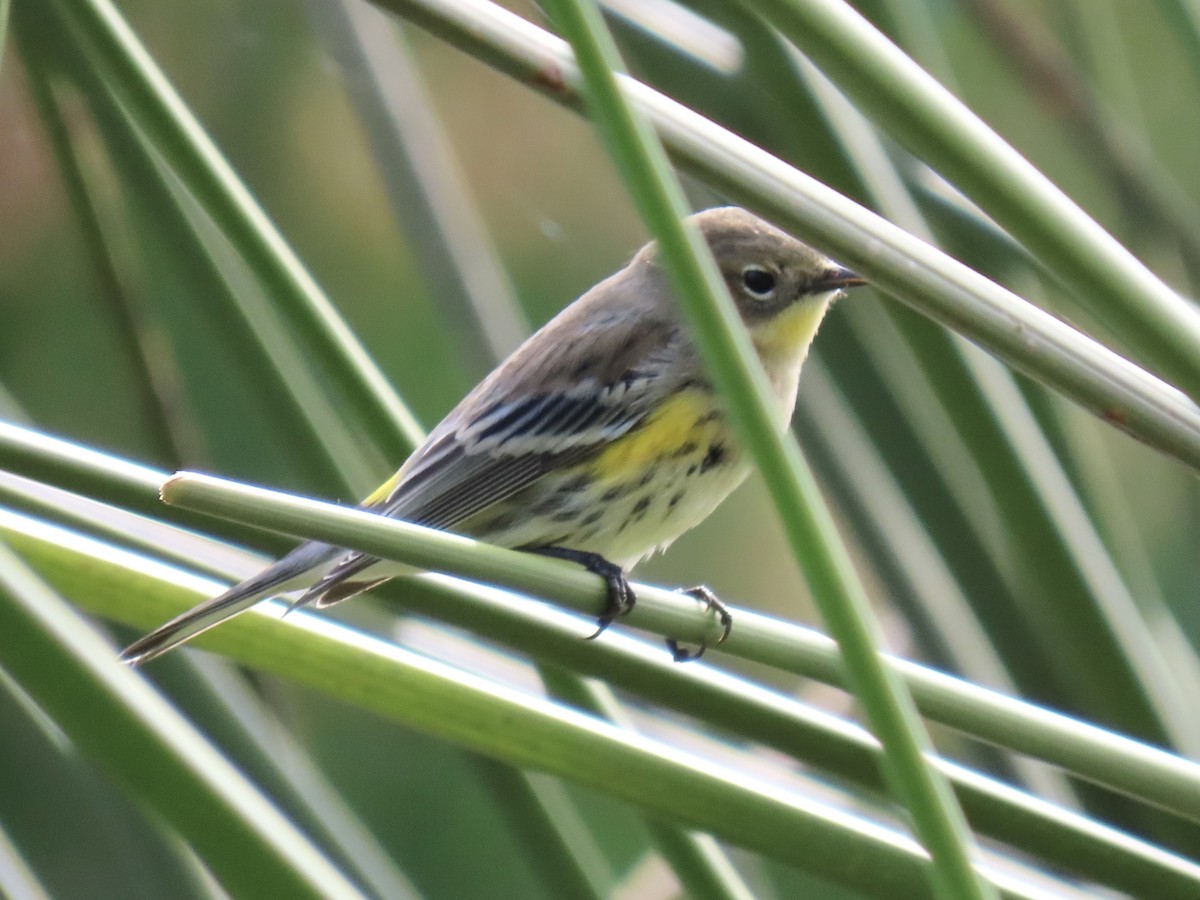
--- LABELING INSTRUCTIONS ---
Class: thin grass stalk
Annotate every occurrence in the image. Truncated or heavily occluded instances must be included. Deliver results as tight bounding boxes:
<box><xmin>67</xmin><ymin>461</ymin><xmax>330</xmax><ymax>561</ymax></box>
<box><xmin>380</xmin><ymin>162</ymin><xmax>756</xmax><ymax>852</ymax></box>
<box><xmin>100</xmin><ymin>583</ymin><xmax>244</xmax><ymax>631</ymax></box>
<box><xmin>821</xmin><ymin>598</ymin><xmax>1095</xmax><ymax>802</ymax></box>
<box><xmin>152</xmin><ymin>656</ymin><xmax>422</xmax><ymax>899</ymax></box>
<box><xmin>304</xmin><ymin>0</ymin><xmax>529</xmax><ymax>369</ymax></box>
<box><xmin>44</xmin><ymin>0</ymin><xmax>423</xmax><ymax>461</ymax></box>
<box><xmin>780</xmin><ymin>42</ymin><xmax>1200</xmax><ymax>748</ymax></box>
<box><xmin>0</xmin><ymin>542</ymin><xmax>366</xmax><ymax>900</ymax></box>
<box><xmin>537</xmin><ymin>1</ymin><xmax>992</xmax><ymax>896</ymax></box>
<box><xmin>537</xmin><ymin>668</ymin><xmax>757</xmax><ymax>900</ymax></box>
<box><xmin>950</xmin><ymin>0</ymin><xmax>1200</xmax><ymax>281</ymax></box>
<box><xmin>17</xmin><ymin>43</ymin><xmax>189</xmax><ymax>468</ymax></box>
<box><xmin>0</xmin><ymin>819</ymin><xmax>50</xmax><ymax>900</ymax></box>
<box><xmin>740</xmin><ymin>0</ymin><xmax>1200</xmax><ymax>404</ymax></box>
<box><xmin>152</xmin><ymin>472</ymin><xmax>1200</xmax><ymax>825</ymax></box>
<box><xmin>5</xmin><ymin>466</ymin><xmax>1197</xmax><ymax>894</ymax></box>
<box><xmin>370</xmin><ymin>0</ymin><xmax>1200</xmax><ymax>477</ymax></box>
<box><xmin>0</xmin><ymin>514</ymin><xmax>1049</xmax><ymax>900</ymax></box>
<box><xmin>0</xmin><ymin>0</ymin><xmax>9</xmax><ymax>71</ymax></box>
<box><xmin>9</xmin><ymin>510</ymin><xmax>1194</xmax><ymax>897</ymax></box>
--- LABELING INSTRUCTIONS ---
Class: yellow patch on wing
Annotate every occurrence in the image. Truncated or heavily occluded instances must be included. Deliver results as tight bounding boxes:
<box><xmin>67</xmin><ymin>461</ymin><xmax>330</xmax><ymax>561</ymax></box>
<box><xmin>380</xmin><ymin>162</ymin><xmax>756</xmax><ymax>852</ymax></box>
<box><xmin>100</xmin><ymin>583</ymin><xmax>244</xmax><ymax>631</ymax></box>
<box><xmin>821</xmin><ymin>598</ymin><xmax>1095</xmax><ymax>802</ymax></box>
<box><xmin>591</xmin><ymin>390</ymin><xmax>722</xmax><ymax>480</ymax></box>
<box><xmin>363</xmin><ymin>469</ymin><xmax>404</xmax><ymax>507</ymax></box>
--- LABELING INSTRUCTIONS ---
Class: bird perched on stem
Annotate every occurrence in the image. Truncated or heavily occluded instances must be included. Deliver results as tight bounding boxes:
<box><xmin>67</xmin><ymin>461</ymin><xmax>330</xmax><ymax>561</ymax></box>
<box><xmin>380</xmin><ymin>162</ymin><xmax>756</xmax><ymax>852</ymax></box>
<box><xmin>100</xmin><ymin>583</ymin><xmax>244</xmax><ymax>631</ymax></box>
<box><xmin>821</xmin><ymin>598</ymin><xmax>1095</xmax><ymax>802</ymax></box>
<box><xmin>122</xmin><ymin>207</ymin><xmax>864</xmax><ymax>666</ymax></box>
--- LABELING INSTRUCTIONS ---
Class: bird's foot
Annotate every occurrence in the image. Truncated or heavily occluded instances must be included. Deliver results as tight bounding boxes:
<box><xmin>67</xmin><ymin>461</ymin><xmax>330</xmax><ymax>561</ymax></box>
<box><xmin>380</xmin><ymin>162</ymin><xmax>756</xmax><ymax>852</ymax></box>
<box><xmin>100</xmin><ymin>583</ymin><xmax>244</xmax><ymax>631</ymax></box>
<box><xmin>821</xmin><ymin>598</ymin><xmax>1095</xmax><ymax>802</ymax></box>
<box><xmin>531</xmin><ymin>546</ymin><xmax>635</xmax><ymax>639</ymax></box>
<box><xmin>665</xmin><ymin>585</ymin><xmax>732</xmax><ymax>662</ymax></box>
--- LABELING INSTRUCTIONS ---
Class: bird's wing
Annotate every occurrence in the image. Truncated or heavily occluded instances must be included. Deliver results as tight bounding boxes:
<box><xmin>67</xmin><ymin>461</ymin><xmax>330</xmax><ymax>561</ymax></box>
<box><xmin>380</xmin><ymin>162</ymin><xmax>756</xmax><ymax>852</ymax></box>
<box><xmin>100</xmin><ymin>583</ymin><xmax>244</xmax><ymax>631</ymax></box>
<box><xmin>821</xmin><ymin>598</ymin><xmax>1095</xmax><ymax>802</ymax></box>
<box><xmin>298</xmin><ymin>303</ymin><xmax>686</xmax><ymax>607</ymax></box>
<box><xmin>374</xmin><ymin>290</ymin><xmax>683</xmax><ymax>531</ymax></box>
<box><xmin>376</xmin><ymin>381</ymin><xmax>654</xmax><ymax>528</ymax></box>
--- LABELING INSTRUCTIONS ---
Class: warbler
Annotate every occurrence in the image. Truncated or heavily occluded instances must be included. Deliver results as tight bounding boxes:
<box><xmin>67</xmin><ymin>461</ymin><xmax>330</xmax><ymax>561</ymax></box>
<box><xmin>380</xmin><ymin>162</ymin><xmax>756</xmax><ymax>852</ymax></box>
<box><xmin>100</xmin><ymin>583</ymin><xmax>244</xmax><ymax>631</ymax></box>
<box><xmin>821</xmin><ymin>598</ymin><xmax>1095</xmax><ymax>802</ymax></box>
<box><xmin>122</xmin><ymin>207</ymin><xmax>863</xmax><ymax>666</ymax></box>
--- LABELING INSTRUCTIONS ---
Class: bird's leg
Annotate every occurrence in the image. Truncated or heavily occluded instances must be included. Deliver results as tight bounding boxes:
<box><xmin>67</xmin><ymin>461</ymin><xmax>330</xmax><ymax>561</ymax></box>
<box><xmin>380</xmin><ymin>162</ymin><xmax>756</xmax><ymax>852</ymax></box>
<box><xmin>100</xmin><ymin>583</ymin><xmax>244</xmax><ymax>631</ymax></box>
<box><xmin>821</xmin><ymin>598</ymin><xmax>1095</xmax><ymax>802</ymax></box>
<box><xmin>529</xmin><ymin>546</ymin><xmax>635</xmax><ymax>639</ymax></box>
<box><xmin>665</xmin><ymin>585</ymin><xmax>733</xmax><ymax>662</ymax></box>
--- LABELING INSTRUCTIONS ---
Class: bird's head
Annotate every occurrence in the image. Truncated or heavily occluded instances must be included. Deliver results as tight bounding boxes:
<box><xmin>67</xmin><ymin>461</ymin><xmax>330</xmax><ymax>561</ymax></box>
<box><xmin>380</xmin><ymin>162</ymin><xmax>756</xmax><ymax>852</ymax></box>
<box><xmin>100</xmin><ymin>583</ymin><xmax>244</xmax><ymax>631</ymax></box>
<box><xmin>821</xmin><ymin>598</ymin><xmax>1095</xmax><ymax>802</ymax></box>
<box><xmin>692</xmin><ymin>206</ymin><xmax>864</xmax><ymax>323</ymax></box>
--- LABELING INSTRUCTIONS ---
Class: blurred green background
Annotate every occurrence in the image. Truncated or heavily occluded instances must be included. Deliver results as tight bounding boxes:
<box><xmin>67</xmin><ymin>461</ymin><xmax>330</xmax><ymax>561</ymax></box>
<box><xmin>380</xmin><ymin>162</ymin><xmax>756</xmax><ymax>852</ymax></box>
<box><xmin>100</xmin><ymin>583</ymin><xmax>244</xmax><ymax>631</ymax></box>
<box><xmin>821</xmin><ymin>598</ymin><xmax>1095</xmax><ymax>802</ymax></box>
<box><xmin>2</xmin><ymin>0</ymin><xmax>1200</xmax><ymax>897</ymax></box>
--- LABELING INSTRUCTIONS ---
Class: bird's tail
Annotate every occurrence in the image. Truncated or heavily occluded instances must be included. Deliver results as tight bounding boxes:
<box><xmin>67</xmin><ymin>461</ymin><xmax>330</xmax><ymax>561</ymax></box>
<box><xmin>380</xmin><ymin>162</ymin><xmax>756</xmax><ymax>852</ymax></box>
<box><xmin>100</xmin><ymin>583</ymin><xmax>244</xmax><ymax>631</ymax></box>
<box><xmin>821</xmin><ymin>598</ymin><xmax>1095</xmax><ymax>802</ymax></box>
<box><xmin>120</xmin><ymin>542</ymin><xmax>341</xmax><ymax>667</ymax></box>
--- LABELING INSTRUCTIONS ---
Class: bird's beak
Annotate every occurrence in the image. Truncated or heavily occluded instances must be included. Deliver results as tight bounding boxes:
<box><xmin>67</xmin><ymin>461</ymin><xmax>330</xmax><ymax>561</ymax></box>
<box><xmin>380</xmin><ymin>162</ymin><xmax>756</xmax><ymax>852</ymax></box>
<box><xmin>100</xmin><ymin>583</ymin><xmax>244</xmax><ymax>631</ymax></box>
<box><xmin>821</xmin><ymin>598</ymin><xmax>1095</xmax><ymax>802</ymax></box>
<box><xmin>813</xmin><ymin>264</ymin><xmax>867</xmax><ymax>293</ymax></box>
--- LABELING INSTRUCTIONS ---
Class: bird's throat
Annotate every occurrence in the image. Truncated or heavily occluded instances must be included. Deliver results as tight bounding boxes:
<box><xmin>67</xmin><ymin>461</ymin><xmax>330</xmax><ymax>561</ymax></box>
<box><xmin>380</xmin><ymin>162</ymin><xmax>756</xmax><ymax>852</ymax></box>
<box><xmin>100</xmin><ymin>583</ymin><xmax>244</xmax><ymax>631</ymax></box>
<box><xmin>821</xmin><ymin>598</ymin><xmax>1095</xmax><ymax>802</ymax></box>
<box><xmin>751</xmin><ymin>298</ymin><xmax>832</xmax><ymax>363</ymax></box>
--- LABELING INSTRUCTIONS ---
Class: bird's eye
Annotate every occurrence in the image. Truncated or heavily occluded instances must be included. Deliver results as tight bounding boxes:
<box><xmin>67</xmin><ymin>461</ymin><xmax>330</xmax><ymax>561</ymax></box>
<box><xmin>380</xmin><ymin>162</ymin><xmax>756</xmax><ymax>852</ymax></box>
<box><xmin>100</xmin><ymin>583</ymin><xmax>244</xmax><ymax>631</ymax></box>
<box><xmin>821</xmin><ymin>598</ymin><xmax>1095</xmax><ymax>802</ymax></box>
<box><xmin>741</xmin><ymin>266</ymin><xmax>777</xmax><ymax>298</ymax></box>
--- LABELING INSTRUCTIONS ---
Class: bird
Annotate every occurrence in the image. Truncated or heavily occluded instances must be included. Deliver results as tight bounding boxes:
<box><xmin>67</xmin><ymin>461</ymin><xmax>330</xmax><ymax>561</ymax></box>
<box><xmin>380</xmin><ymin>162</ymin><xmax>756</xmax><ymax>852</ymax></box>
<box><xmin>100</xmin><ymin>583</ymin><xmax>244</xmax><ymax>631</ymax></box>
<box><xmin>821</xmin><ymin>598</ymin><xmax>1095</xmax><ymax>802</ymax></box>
<box><xmin>121</xmin><ymin>207</ymin><xmax>864</xmax><ymax>666</ymax></box>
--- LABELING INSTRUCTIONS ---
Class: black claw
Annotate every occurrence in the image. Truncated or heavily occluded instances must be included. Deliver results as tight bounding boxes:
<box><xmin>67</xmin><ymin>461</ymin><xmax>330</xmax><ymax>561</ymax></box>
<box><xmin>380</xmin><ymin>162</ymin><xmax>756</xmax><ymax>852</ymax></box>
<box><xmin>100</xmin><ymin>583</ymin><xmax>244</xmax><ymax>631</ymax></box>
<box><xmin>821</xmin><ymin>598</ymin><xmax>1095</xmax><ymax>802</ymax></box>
<box><xmin>530</xmin><ymin>546</ymin><xmax>635</xmax><ymax>639</ymax></box>
<box><xmin>666</xmin><ymin>585</ymin><xmax>732</xmax><ymax>662</ymax></box>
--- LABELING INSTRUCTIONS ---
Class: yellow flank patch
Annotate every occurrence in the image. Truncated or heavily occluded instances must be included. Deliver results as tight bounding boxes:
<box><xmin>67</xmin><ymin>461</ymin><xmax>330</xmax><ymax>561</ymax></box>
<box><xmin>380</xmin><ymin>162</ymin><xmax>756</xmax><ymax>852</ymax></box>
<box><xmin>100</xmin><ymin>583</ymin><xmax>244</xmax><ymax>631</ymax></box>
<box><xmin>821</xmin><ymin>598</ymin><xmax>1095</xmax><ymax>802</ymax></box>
<box><xmin>592</xmin><ymin>390</ymin><xmax>721</xmax><ymax>480</ymax></box>
<box><xmin>752</xmin><ymin>299</ymin><xmax>830</xmax><ymax>359</ymax></box>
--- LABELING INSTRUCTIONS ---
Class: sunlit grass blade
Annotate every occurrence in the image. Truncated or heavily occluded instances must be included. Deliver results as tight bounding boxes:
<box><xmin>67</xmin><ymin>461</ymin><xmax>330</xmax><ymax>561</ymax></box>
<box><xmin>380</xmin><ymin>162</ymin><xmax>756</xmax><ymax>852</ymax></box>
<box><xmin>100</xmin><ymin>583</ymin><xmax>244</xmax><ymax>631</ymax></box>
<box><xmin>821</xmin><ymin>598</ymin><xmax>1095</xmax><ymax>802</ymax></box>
<box><xmin>43</xmin><ymin>0</ymin><xmax>423</xmax><ymax>461</ymax></box>
<box><xmin>144</xmin><ymin>472</ymin><xmax>1200</xmax><ymax>825</ymax></box>
<box><xmin>538</xmin><ymin>668</ymin><xmax>757</xmax><ymax>900</ymax></box>
<box><xmin>370</xmin><ymin>0</ymin><xmax>1200</xmax><ymax>477</ymax></box>
<box><xmin>2</xmin><ymin>453</ymin><xmax>1197</xmax><ymax>894</ymax></box>
<box><xmin>9</xmin><ymin>505</ymin><xmax>1199</xmax><ymax>896</ymax></box>
<box><xmin>0</xmin><ymin>818</ymin><xmax>51</xmax><ymax>900</ymax></box>
<box><xmin>0</xmin><ymin>513</ymin><xmax>1070</xmax><ymax>899</ymax></box>
<box><xmin>538</xmin><ymin>0</ymin><xmax>991</xmax><ymax>896</ymax></box>
<box><xmin>950</xmin><ymin>0</ymin><xmax>1200</xmax><ymax>283</ymax></box>
<box><xmin>305</xmin><ymin>0</ymin><xmax>529</xmax><ymax>371</ymax></box>
<box><xmin>0</xmin><ymin>421</ymin><xmax>282</xmax><ymax>550</ymax></box>
<box><xmin>741</xmin><ymin>0</ymin><xmax>1200</xmax><ymax>404</ymax></box>
<box><xmin>17</xmin><ymin>43</ymin><xmax>189</xmax><ymax>468</ymax></box>
<box><xmin>5</xmin><ymin>457</ymin><xmax>1197</xmax><ymax>893</ymax></box>
<box><xmin>3</xmin><ymin>500</ymin><xmax>1197</xmax><ymax>896</ymax></box>
<box><xmin>0</xmin><ymin>541</ymin><xmax>366</xmax><ymax>899</ymax></box>
<box><xmin>146</xmin><ymin>655</ymin><xmax>423</xmax><ymax>899</ymax></box>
